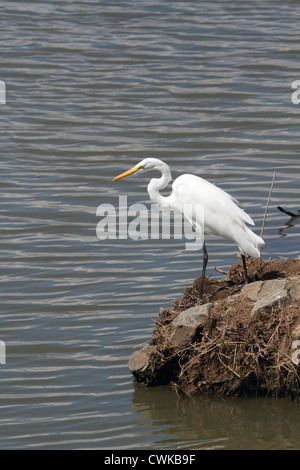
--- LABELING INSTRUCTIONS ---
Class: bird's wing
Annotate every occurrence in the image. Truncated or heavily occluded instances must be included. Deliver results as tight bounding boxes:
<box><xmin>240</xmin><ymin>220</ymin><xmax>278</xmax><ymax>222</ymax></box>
<box><xmin>171</xmin><ymin>174</ymin><xmax>255</xmax><ymax>237</ymax></box>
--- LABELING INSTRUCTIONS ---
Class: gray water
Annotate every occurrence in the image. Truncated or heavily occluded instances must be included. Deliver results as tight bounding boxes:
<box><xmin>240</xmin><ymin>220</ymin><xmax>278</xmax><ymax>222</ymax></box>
<box><xmin>1</xmin><ymin>0</ymin><xmax>300</xmax><ymax>450</ymax></box>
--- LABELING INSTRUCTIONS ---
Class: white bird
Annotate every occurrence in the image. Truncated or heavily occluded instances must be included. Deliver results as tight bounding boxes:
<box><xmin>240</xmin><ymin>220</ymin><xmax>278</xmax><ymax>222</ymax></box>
<box><xmin>111</xmin><ymin>158</ymin><xmax>265</xmax><ymax>298</ymax></box>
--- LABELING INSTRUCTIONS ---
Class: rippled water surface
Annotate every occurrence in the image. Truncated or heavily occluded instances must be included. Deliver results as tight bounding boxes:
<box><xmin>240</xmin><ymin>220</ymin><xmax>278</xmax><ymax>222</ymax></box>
<box><xmin>0</xmin><ymin>0</ymin><xmax>299</xmax><ymax>449</ymax></box>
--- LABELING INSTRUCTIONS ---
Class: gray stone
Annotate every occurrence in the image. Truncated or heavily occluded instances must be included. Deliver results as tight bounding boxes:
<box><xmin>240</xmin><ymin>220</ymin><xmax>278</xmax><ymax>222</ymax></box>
<box><xmin>170</xmin><ymin>303</ymin><xmax>212</xmax><ymax>348</ymax></box>
<box><xmin>251</xmin><ymin>288</ymin><xmax>291</xmax><ymax>320</ymax></box>
<box><xmin>289</xmin><ymin>277</ymin><xmax>300</xmax><ymax>300</ymax></box>
<box><xmin>242</xmin><ymin>279</ymin><xmax>291</xmax><ymax>303</ymax></box>
<box><xmin>241</xmin><ymin>281</ymin><xmax>264</xmax><ymax>301</ymax></box>
<box><xmin>259</xmin><ymin>279</ymin><xmax>290</xmax><ymax>299</ymax></box>
<box><xmin>128</xmin><ymin>343</ymin><xmax>154</xmax><ymax>373</ymax></box>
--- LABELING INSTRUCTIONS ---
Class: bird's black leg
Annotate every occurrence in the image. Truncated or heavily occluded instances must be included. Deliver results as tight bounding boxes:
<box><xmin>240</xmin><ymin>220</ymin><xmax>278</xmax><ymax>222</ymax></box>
<box><xmin>241</xmin><ymin>254</ymin><xmax>249</xmax><ymax>284</ymax></box>
<box><xmin>199</xmin><ymin>242</ymin><xmax>208</xmax><ymax>298</ymax></box>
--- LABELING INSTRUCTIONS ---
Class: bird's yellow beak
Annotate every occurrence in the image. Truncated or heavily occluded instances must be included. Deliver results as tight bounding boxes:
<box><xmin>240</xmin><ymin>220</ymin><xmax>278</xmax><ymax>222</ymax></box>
<box><xmin>110</xmin><ymin>165</ymin><xmax>141</xmax><ymax>182</ymax></box>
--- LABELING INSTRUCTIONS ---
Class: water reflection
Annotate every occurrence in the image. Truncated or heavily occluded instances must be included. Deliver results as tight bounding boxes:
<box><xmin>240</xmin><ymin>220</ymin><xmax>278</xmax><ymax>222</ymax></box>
<box><xmin>131</xmin><ymin>385</ymin><xmax>300</xmax><ymax>450</ymax></box>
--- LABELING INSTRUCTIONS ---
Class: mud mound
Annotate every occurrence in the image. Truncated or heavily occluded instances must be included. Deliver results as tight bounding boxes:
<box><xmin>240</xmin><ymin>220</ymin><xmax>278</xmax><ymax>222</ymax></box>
<box><xmin>173</xmin><ymin>256</ymin><xmax>300</xmax><ymax>309</ymax></box>
<box><xmin>129</xmin><ymin>256</ymin><xmax>300</xmax><ymax>398</ymax></box>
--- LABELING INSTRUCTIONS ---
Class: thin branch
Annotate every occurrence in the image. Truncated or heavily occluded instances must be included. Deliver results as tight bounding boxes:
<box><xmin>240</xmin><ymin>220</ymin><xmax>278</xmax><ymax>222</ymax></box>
<box><xmin>214</xmin><ymin>266</ymin><xmax>228</xmax><ymax>275</ymax></box>
<box><xmin>277</xmin><ymin>206</ymin><xmax>298</xmax><ymax>218</ymax></box>
<box><xmin>261</xmin><ymin>170</ymin><xmax>277</xmax><ymax>239</ymax></box>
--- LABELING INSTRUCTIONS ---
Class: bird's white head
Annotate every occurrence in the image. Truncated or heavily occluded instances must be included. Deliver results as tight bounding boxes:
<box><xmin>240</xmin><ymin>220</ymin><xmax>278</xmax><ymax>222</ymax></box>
<box><xmin>110</xmin><ymin>158</ymin><xmax>169</xmax><ymax>182</ymax></box>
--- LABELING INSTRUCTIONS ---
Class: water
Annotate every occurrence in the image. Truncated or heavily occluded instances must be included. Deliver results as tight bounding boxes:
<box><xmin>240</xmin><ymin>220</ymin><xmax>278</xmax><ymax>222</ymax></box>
<box><xmin>0</xmin><ymin>0</ymin><xmax>299</xmax><ymax>450</ymax></box>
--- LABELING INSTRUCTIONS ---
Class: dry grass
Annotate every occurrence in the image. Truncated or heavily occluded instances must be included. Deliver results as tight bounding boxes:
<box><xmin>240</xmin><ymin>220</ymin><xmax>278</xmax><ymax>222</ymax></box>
<box><xmin>145</xmin><ymin>257</ymin><xmax>300</xmax><ymax>398</ymax></box>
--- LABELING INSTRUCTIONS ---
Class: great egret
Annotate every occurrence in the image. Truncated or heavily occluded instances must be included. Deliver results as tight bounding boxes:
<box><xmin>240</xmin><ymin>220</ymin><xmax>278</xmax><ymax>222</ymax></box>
<box><xmin>111</xmin><ymin>158</ymin><xmax>265</xmax><ymax>298</ymax></box>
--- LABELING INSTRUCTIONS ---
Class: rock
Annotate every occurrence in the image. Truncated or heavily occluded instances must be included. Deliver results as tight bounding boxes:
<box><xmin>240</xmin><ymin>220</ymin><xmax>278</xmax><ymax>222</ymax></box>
<box><xmin>251</xmin><ymin>285</ymin><xmax>291</xmax><ymax>320</ymax></box>
<box><xmin>128</xmin><ymin>343</ymin><xmax>154</xmax><ymax>373</ymax></box>
<box><xmin>170</xmin><ymin>303</ymin><xmax>212</xmax><ymax>348</ymax></box>
<box><xmin>242</xmin><ymin>279</ymin><xmax>291</xmax><ymax>303</ymax></box>
<box><xmin>241</xmin><ymin>281</ymin><xmax>264</xmax><ymax>301</ymax></box>
<box><xmin>259</xmin><ymin>279</ymin><xmax>290</xmax><ymax>299</ymax></box>
<box><xmin>289</xmin><ymin>277</ymin><xmax>300</xmax><ymax>300</ymax></box>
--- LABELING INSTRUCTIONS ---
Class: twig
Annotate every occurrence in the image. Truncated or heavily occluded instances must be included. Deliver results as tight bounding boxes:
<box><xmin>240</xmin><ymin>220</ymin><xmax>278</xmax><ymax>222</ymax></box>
<box><xmin>277</xmin><ymin>206</ymin><xmax>298</xmax><ymax>218</ymax></box>
<box><xmin>133</xmin><ymin>338</ymin><xmax>152</xmax><ymax>348</ymax></box>
<box><xmin>214</xmin><ymin>267</ymin><xmax>228</xmax><ymax>275</ymax></box>
<box><xmin>218</xmin><ymin>353</ymin><xmax>241</xmax><ymax>378</ymax></box>
<box><xmin>261</xmin><ymin>170</ymin><xmax>277</xmax><ymax>238</ymax></box>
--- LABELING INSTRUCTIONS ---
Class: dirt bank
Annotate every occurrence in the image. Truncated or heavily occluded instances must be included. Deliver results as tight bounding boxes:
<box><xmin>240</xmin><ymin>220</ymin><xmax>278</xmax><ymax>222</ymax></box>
<box><xmin>129</xmin><ymin>256</ymin><xmax>300</xmax><ymax>398</ymax></box>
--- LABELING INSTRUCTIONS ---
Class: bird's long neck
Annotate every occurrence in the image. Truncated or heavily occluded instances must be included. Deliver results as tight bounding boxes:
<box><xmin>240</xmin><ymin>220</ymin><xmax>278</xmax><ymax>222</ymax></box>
<box><xmin>147</xmin><ymin>166</ymin><xmax>172</xmax><ymax>206</ymax></box>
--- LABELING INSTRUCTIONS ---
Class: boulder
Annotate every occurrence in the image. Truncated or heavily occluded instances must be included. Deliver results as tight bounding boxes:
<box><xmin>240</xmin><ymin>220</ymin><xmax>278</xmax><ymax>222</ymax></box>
<box><xmin>128</xmin><ymin>343</ymin><xmax>154</xmax><ymax>374</ymax></box>
<box><xmin>251</xmin><ymin>279</ymin><xmax>291</xmax><ymax>320</ymax></box>
<box><xmin>289</xmin><ymin>277</ymin><xmax>300</xmax><ymax>300</ymax></box>
<box><xmin>170</xmin><ymin>303</ymin><xmax>213</xmax><ymax>348</ymax></box>
<box><xmin>241</xmin><ymin>281</ymin><xmax>264</xmax><ymax>301</ymax></box>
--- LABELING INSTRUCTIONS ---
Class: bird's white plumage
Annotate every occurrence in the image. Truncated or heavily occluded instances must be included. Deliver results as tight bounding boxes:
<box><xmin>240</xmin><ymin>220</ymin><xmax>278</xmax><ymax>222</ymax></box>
<box><xmin>169</xmin><ymin>173</ymin><xmax>264</xmax><ymax>257</ymax></box>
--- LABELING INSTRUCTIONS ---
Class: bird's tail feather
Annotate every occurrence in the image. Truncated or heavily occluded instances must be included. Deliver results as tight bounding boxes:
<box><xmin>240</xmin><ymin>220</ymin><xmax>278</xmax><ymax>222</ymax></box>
<box><xmin>236</xmin><ymin>226</ymin><xmax>265</xmax><ymax>258</ymax></box>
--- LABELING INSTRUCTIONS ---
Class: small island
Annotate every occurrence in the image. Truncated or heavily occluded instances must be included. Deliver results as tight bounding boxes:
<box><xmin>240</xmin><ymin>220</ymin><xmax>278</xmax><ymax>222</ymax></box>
<box><xmin>129</xmin><ymin>256</ymin><xmax>300</xmax><ymax>399</ymax></box>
